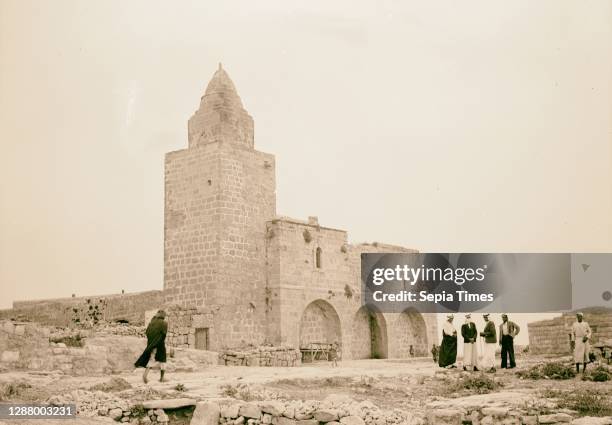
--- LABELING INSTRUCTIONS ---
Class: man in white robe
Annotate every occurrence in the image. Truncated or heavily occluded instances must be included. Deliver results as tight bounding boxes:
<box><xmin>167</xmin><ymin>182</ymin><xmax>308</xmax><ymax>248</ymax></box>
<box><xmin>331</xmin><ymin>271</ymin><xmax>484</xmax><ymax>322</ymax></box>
<box><xmin>570</xmin><ymin>312</ymin><xmax>592</xmax><ymax>374</ymax></box>
<box><xmin>479</xmin><ymin>313</ymin><xmax>497</xmax><ymax>372</ymax></box>
<box><xmin>461</xmin><ymin>313</ymin><xmax>478</xmax><ymax>371</ymax></box>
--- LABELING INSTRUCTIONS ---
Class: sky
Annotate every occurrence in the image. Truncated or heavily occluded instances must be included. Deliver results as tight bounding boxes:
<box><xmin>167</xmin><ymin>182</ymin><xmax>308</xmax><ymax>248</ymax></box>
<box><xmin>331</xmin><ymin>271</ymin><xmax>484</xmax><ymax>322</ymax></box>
<box><xmin>1</xmin><ymin>1</ymin><xmax>611</xmax><ymax>343</ymax></box>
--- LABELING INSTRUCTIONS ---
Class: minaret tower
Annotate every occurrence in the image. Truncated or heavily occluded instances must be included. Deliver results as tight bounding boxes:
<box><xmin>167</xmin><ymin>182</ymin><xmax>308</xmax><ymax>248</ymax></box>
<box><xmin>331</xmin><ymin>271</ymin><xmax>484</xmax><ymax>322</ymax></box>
<box><xmin>163</xmin><ymin>64</ymin><xmax>276</xmax><ymax>349</ymax></box>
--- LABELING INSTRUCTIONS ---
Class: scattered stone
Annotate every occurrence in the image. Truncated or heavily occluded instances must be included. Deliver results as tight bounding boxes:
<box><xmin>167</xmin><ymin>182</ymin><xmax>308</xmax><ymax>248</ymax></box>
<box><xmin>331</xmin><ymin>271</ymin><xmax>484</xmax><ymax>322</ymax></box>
<box><xmin>276</xmin><ymin>418</ymin><xmax>297</xmax><ymax>425</ymax></box>
<box><xmin>340</xmin><ymin>416</ymin><xmax>365</xmax><ymax>425</ymax></box>
<box><xmin>314</xmin><ymin>409</ymin><xmax>340</xmax><ymax>422</ymax></box>
<box><xmin>539</xmin><ymin>413</ymin><xmax>573</xmax><ymax>423</ymax></box>
<box><xmin>481</xmin><ymin>407</ymin><xmax>509</xmax><ymax>417</ymax></box>
<box><xmin>191</xmin><ymin>401</ymin><xmax>221</xmax><ymax>425</ymax></box>
<box><xmin>157</xmin><ymin>411</ymin><xmax>169</xmax><ymax>423</ymax></box>
<box><xmin>222</xmin><ymin>403</ymin><xmax>242</xmax><ymax>419</ymax></box>
<box><xmin>261</xmin><ymin>401</ymin><xmax>284</xmax><ymax>416</ymax></box>
<box><xmin>570</xmin><ymin>417</ymin><xmax>612</xmax><ymax>425</ymax></box>
<box><xmin>521</xmin><ymin>416</ymin><xmax>538</xmax><ymax>425</ymax></box>
<box><xmin>239</xmin><ymin>403</ymin><xmax>262</xmax><ymax>419</ymax></box>
<box><xmin>109</xmin><ymin>408</ymin><xmax>123</xmax><ymax>420</ymax></box>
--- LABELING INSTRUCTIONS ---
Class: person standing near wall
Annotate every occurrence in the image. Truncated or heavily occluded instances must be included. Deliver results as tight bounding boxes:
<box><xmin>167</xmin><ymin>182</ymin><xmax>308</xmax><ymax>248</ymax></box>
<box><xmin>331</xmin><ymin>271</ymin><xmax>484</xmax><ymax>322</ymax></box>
<box><xmin>570</xmin><ymin>312</ymin><xmax>592</xmax><ymax>374</ymax></box>
<box><xmin>134</xmin><ymin>310</ymin><xmax>168</xmax><ymax>383</ymax></box>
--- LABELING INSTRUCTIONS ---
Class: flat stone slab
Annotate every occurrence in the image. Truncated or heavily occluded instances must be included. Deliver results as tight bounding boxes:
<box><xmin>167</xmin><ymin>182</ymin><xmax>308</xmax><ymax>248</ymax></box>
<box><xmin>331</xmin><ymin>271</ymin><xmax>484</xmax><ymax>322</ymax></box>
<box><xmin>140</xmin><ymin>398</ymin><xmax>197</xmax><ymax>409</ymax></box>
<box><xmin>426</xmin><ymin>391</ymin><xmax>532</xmax><ymax>410</ymax></box>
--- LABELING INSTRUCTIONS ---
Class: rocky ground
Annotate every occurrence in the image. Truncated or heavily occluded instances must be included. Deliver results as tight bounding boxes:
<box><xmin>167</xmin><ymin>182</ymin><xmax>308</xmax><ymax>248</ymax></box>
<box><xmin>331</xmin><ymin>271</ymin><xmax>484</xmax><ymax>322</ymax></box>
<box><xmin>0</xmin><ymin>355</ymin><xmax>611</xmax><ymax>425</ymax></box>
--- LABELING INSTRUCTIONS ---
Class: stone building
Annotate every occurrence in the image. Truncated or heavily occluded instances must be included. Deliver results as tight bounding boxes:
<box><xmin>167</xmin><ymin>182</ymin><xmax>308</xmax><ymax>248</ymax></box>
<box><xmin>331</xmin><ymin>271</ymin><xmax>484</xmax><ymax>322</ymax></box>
<box><xmin>0</xmin><ymin>65</ymin><xmax>437</xmax><ymax>360</ymax></box>
<box><xmin>161</xmin><ymin>64</ymin><xmax>437</xmax><ymax>358</ymax></box>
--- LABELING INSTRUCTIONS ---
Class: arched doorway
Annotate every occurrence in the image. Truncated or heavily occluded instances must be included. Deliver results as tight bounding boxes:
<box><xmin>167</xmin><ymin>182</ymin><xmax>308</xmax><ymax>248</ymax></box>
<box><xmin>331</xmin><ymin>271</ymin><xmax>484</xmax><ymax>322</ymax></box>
<box><xmin>394</xmin><ymin>308</ymin><xmax>428</xmax><ymax>357</ymax></box>
<box><xmin>299</xmin><ymin>300</ymin><xmax>342</xmax><ymax>349</ymax></box>
<box><xmin>351</xmin><ymin>306</ymin><xmax>388</xmax><ymax>359</ymax></box>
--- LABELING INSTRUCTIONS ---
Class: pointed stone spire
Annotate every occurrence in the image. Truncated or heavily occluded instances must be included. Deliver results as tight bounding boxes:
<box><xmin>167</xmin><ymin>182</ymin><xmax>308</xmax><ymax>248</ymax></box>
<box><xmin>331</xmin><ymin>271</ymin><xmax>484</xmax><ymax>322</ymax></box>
<box><xmin>188</xmin><ymin>64</ymin><xmax>254</xmax><ymax>149</ymax></box>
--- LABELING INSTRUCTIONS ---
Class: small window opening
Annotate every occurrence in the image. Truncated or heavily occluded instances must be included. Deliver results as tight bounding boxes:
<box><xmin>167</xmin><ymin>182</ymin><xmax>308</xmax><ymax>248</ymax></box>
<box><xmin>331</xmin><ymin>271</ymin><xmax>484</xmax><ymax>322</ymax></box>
<box><xmin>316</xmin><ymin>247</ymin><xmax>322</xmax><ymax>268</ymax></box>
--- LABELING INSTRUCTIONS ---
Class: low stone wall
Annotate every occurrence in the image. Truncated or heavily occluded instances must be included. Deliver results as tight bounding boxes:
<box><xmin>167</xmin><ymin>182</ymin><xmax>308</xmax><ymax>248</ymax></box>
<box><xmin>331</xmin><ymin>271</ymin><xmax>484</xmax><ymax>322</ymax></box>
<box><xmin>220</xmin><ymin>346</ymin><xmax>301</xmax><ymax>367</ymax></box>
<box><xmin>201</xmin><ymin>395</ymin><xmax>409</xmax><ymax>425</ymax></box>
<box><xmin>0</xmin><ymin>320</ymin><xmax>217</xmax><ymax>375</ymax></box>
<box><xmin>0</xmin><ymin>290</ymin><xmax>164</xmax><ymax>327</ymax></box>
<box><xmin>528</xmin><ymin>308</ymin><xmax>612</xmax><ymax>355</ymax></box>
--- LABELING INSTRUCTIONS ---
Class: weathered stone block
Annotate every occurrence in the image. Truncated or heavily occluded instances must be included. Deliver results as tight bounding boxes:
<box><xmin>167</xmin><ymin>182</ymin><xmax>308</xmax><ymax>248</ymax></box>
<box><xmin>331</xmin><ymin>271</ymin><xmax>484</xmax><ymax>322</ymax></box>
<box><xmin>261</xmin><ymin>401</ymin><xmax>284</xmax><ymax>416</ymax></box>
<box><xmin>1</xmin><ymin>351</ymin><xmax>19</xmax><ymax>362</ymax></box>
<box><xmin>539</xmin><ymin>413</ymin><xmax>572</xmax><ymax>423</ymax></box>
<box><xmin>222</xmin><ymin>403</ymin><xmax>242</xmax><ymax>419</ymax></box>
<box><xmin>274</xmin><ymin>417</ymin><xmax>297</xmax><ymax>425</ymax></box>
<box><xmin>340</xmin><ymin>416</ymin><xmax>365</xmax><ymax>425</ymax></box>
<box><xmin>239</xmin><ymin>404</ymin><xmax>262</xmax><ymax>419</ymax></box>
<box><xmin>191</xmin><ymin>401</ymin><xmax>220</xmax><ymax>425</ymax></box>
<box><xmin>481</xmin><ymin>407</ymin><xmax>509</xmax><ymax>417</ymax></box>
<box><xmin>314</xmin><ymin>409</ymin><xmax>340</xmax><ymax>422</ymax></box>
<box><xmin>142</xmin><ymin>398</ymin><xmax>197</xmax><ymax>409</ymax></box>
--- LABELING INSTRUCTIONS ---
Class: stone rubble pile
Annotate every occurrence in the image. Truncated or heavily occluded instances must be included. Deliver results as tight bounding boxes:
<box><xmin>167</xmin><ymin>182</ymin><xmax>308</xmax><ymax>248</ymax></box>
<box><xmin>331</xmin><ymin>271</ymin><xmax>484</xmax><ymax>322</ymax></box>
<box><xmin>47</xmin><ymin>389</ymin><xmax>129</xmax><ymax>418</ymax></box>
<box><xmin>93</xmin><ymin>322</ymin><xmax>146</xmax><ymax>337</ymax></box>
<box><xmin>424</xmin><ymin>391</ymin><xmax>612</xmax><ymax>425</ymax></box>
<box><xmin>207</xmin><ymin>394</ymin><xmax>413</xmax><ymax>425</ymax></box>
<box><xmin>220</xmin><ymin>346</ymin><xmax>301</xmax><ymax>367</ymax></box>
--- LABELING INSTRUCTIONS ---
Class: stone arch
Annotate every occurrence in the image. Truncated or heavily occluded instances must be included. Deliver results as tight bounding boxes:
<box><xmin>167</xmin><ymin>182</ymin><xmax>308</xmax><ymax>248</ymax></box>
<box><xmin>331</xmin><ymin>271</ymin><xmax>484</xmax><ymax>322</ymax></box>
<box><xmin>351</xmin><ymin>305</ymin><xmax>388</xmax><ymax>359</ymax></box>
<box><xmin>393</xmin><ymin>308</ymin><xmax>428</xmax><ymax>357</ymax></box>
<box><xmin>299</xmin><ymin>299</ymin><xmax>342</xmax><ymax>348</ymax></box>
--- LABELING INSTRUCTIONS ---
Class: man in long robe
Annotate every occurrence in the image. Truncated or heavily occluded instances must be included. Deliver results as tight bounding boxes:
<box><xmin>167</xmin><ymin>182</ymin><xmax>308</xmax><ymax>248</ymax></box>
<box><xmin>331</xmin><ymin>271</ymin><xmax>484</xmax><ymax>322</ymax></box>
<box><xmin>438</xmin><ymin>314</ymin><xmax>457</xmax><ymax>368</ymax></box>
<box><xmin>479</xmin><ymin>313</ymin><xmax>497</xmax><ymax>372</ymax></box>
<box><xmin>135</xmin><ymin>310</ymin><xmax>168</xmax><ymax>383</ymax></box>
<box><xmin>570</xmin><ymin>312</ymin><xmax>592</xmax><ymax>374</ymax></box>
<box><xmin>461</xmin><ymin>313</ymin><xmax>478</xmax><ymax>371</ymax></box>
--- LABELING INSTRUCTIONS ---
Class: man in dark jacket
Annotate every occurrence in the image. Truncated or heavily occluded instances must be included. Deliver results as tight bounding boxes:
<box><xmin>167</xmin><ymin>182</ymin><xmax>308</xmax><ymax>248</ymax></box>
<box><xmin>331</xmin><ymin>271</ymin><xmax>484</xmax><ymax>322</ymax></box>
<box><xmin>499</xmin><ymin>313</ymin><xmax>520</xmax><ymax>369</ymax></box>
<box><xmin>135</xmin><ymin>310</ymin><xmax>168</xmax><ymax>383</ymax></box>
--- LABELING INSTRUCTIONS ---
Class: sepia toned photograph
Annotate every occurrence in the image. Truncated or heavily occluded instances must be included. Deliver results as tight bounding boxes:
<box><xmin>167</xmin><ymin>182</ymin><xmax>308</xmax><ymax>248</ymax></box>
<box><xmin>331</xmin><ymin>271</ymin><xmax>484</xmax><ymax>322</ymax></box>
<box><xmin>0</xmin><ymin>1</ymin><xmax>611</xmax><ymax>424</ymax></box>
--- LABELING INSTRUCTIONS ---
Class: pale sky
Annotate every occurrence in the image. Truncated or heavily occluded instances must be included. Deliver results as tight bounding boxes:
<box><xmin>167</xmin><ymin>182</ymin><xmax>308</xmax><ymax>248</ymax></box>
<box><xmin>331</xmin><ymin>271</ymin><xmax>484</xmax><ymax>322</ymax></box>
<box><xmin>1</xmin><ymin>0</ymin><xmax>611</xmax><ymax>344</ymax></box>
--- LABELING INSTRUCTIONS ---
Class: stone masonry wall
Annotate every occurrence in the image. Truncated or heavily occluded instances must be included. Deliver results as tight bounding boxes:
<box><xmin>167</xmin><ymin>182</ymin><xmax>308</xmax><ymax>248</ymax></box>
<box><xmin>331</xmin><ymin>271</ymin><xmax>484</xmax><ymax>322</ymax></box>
<box><xmin>528</xmin><ymin>308</ymin><xmax>612</xmax><ymax>355</ymax></box>
<box><xmin>219</xmin><ymin>346</ymin><xmax>300</xmax><ymax>366</ymax></box>
<box><xmin>265</xmin><ymin>217</ymin><xmax>438</xmax><ymax>360</ymax></box>
<box><xmin>0</xmin><ymin>290</ymin><xmax>163</xmax><ymax>327</ymax></box>
<box><xmin>164</xmin><ymin>141</ymin><xmax>276</xmax><ymax>351</ymax></box>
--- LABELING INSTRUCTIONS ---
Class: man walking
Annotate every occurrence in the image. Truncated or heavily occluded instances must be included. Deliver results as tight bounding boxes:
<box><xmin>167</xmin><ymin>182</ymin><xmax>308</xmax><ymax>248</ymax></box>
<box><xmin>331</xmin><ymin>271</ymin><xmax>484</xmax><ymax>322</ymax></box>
<box><xmin>570</xmin><ymin>312</ymin><xmax>592</xmax><ymax>374</ymax></box>
<box><xmin>499</xmin><ymin>313</ymin><xmax>520</xmax><ymax>369</ymax></box>
<box><xmin>461</xmin><ymin>313</ymin><xmax>478</xmax><ymax>371</ymax></box>
<box><xmin>135</xmin><ymin>310</ymin><xmax>168</xmax><ymax>383</ymax></box>
<box><xmin>438</xmin><ymin>314</ymin><xmax>458</xmax><ymax>369</ymax></box>
<box><xmin>479</xmin><ymin>313</ymin><xmax>497</xmax><ymax>372</ymax></box>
